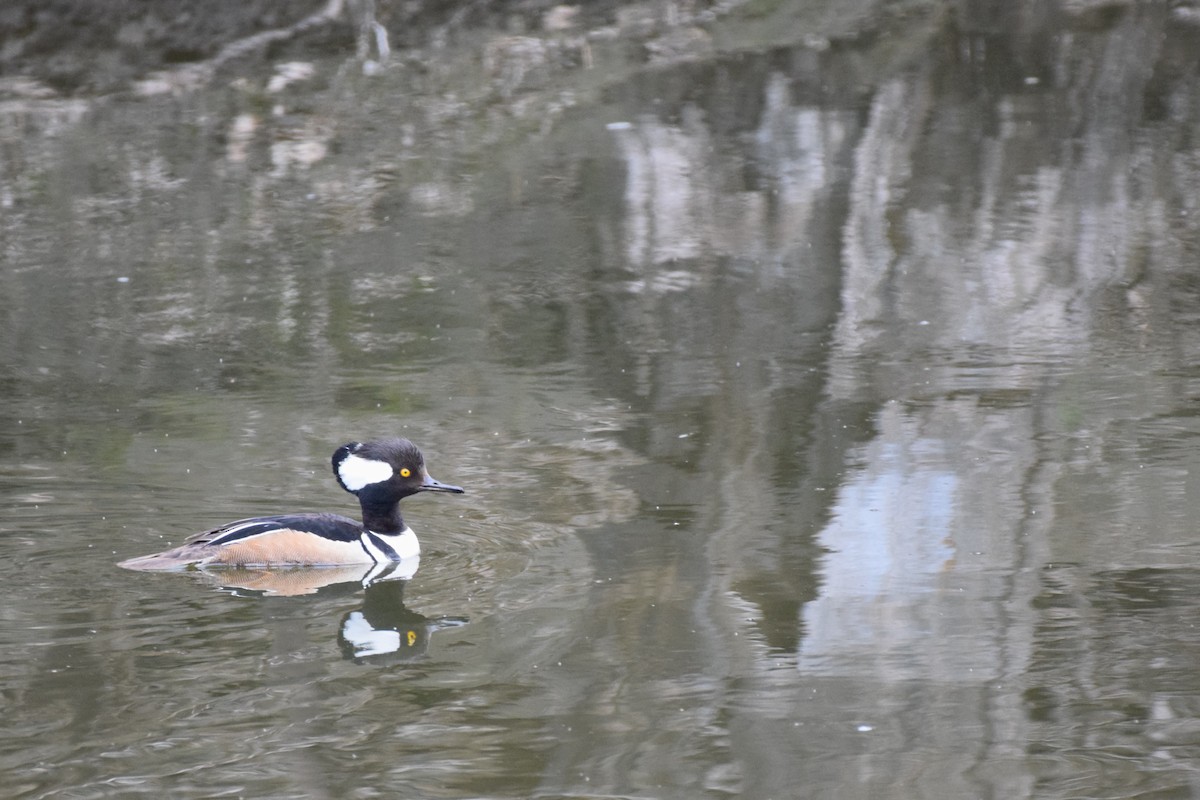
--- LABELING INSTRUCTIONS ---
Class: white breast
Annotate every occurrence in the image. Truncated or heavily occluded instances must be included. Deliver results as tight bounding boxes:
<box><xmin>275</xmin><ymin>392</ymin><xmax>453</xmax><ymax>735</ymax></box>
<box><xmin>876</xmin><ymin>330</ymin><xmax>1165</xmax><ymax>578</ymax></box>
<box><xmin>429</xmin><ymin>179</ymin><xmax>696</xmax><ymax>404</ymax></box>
<box><xmin>359</xmin><ymin>527</ymin><xmax>420</xmax><ymax>561</ymax></box>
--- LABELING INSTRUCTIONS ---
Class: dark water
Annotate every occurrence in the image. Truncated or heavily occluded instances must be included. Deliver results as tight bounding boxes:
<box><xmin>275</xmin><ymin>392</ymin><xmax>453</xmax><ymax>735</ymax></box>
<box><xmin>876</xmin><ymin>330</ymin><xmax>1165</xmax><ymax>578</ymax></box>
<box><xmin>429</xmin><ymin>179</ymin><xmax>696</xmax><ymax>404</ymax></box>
<box><xmin>4</xmin><ymin>3</ymin><xmax>1200</xmax><ymax>798</ymax></box>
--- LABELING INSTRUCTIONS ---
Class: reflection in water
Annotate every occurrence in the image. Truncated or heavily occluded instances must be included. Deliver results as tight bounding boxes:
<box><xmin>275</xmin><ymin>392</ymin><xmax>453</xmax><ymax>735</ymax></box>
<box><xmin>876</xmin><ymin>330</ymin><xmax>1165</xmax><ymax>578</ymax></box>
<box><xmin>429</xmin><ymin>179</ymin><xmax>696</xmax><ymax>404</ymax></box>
<box><xmin>186</xmin><ymin>561</ymin><xmax>473</xmax><ymax>666</ymax></box>
<box><xmin>800</xmin><ymin>402</ymin><xmax>962</xmax><ymax>678</ymax></box>
<box><xmin>191</xmin><ymin>564</ymin><xmax>473</xmax><ymax>666</ymax></box>
<box><xmin>338</xmin><ymin>579</ymin><xmax>469</xmax><ymax>666</ymax></box>
<box><xmin>193</xmin><ymin>558</ymin><xmax>421</xmax><ymax>596</ymax></box>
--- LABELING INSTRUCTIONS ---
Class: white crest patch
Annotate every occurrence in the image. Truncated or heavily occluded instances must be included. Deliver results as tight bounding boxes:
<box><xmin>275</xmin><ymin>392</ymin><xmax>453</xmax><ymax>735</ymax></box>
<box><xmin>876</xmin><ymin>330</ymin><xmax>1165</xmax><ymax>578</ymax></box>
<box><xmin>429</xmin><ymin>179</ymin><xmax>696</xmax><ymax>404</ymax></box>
<box><xmin>338</xmin><ymin>454</ymin><xmax>394</xmax><ymax>491</ymax></box>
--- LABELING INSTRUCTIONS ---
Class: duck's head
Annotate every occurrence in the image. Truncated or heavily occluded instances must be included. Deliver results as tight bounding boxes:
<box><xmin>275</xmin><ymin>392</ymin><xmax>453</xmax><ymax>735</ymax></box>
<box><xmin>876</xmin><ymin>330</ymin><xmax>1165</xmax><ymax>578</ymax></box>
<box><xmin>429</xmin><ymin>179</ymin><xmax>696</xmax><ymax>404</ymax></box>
<box><xmin>332</xmin><ymin>438</ymin><xmax>465</xmax><ymax>503</ymax></box>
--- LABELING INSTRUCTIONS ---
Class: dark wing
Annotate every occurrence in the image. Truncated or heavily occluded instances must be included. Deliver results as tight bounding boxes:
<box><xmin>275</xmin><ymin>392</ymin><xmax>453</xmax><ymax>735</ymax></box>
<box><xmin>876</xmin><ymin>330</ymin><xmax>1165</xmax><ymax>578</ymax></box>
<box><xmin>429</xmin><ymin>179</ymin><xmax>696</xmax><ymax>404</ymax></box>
<box><xmin>190</xmin><ymin>513</ymin><xmax>364</xmax><ymax>548</ymax></box>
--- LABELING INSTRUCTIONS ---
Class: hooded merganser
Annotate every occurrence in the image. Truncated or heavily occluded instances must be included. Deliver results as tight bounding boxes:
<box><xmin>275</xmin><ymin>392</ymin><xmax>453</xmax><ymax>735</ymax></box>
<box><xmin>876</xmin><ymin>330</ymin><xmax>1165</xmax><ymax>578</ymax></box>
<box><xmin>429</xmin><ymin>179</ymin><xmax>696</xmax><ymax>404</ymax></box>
<box><xmin>118</xmin><ymin>438</ymin><xmax>464</xmax><ymax>572</ymax></box>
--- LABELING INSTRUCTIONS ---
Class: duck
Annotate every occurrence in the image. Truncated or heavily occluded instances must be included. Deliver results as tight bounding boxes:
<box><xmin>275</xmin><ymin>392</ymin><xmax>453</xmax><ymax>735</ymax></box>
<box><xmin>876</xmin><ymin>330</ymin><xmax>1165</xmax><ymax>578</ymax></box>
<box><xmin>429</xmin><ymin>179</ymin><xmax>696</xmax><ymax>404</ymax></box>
<box><xmin>118</xmin><ymin>438</ymin><xmax>464</xmax><ymax>573</ymax></box>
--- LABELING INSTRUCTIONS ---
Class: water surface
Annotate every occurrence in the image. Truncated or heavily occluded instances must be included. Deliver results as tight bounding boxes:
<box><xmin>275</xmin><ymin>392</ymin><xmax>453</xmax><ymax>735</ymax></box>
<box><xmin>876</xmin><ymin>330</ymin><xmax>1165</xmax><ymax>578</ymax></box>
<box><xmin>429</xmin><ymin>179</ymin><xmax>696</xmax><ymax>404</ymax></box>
<box><xmin>4</xmin><ymin>3</ymin><xmax>1200</xmax><ymax>798</ymax></box>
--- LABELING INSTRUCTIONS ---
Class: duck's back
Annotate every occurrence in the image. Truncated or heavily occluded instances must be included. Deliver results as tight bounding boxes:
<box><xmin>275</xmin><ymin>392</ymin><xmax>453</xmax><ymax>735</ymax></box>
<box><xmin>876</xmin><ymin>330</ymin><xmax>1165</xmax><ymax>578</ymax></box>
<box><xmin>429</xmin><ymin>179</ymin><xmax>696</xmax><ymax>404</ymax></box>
<box><xmin>118</xmin><ymin>513</ymin><xmax>368</xmax><ymax>570</ymax></box>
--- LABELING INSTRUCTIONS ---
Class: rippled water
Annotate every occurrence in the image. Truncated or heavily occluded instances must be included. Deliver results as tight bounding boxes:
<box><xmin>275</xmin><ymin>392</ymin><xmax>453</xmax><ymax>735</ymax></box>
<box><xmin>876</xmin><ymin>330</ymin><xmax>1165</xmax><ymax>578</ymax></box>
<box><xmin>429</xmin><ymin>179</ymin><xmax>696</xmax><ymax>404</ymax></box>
<box><xmin>5</xmin><ymin>3</ymin><xmax>1200</xmax><ymax>799</ymax></box>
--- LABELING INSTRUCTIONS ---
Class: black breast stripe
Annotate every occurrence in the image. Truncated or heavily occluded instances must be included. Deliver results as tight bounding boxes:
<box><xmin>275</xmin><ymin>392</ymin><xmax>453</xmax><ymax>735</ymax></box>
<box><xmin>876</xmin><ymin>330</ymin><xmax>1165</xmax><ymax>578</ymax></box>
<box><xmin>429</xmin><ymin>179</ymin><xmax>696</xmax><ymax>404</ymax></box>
<box><xmin>364</xmin><ymin>532</ymin><xmax>399</xmax><ymax>561</ymax></box>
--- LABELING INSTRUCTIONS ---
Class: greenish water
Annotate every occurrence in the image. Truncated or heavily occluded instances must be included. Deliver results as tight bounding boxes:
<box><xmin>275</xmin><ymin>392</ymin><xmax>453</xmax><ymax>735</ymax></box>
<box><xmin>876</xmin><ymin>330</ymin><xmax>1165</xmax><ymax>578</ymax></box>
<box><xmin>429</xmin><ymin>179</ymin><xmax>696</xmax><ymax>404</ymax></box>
<box><xmin>5</xmin><ymin>4</ymin><xmax>1200</xmax><ymax>798</ymax></box>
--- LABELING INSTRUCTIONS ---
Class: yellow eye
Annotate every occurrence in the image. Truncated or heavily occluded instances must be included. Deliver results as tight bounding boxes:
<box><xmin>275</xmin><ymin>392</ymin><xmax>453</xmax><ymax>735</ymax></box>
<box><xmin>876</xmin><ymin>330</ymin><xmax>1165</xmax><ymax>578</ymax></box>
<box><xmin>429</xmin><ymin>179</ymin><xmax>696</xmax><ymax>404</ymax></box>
<box><xmin>399</xmin><ymin>468</ymin><xmax>411</xmax><ymax>478</ymax></box>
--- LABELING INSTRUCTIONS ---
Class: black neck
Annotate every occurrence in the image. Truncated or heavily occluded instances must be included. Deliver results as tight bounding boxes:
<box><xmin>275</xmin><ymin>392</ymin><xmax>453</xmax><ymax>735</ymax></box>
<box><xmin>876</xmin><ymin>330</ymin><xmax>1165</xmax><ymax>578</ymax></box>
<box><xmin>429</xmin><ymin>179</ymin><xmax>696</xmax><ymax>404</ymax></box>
<box><xmin>360</xmin><ymin>499</ymin><xmax>405</xmax><ymax>534</ymax></box>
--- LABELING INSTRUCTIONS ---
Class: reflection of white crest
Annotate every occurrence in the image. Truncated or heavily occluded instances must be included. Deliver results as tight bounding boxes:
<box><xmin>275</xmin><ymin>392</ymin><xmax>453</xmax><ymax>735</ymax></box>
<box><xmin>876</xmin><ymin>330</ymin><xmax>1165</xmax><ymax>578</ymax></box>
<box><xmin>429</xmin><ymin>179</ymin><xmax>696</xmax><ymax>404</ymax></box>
<box><xmin>338</xmin><ymin>454</ymin><xmax>394</xmax><ymax>491</ymax></box>
<box><xmin>342</xmin><ymin>612</ymin><xmax>404</xmax><ymax>657</ymax></box>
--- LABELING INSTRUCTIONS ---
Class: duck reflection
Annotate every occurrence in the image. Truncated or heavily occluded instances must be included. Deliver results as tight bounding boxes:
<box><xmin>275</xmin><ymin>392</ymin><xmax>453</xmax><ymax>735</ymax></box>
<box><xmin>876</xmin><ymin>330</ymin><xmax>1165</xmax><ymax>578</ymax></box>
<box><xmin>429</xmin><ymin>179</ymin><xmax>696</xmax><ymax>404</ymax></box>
<box><xmin>195</xmin><ymin>556</ymin><xmax>421</xmax><ymax>596</ymax></box>
<box><xmin>186</xmin><ymin>559</ymin><xmax>467</xmax><ymax>664</ymax></box>
<box><xmin>338</xmin><ymin>578</ymin><xmax>468</xmax><ymax>665</ymax></box>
